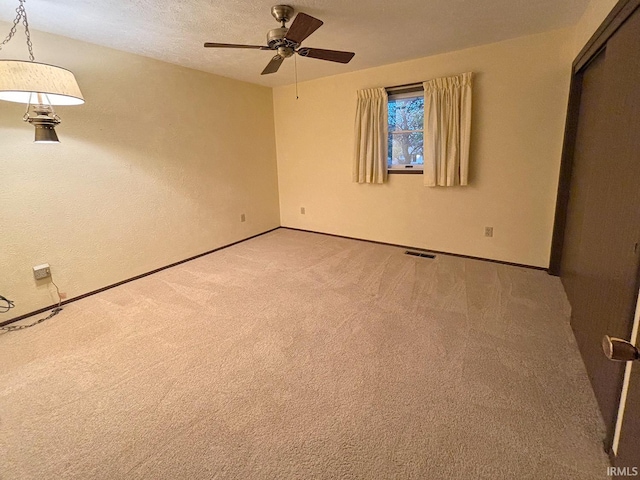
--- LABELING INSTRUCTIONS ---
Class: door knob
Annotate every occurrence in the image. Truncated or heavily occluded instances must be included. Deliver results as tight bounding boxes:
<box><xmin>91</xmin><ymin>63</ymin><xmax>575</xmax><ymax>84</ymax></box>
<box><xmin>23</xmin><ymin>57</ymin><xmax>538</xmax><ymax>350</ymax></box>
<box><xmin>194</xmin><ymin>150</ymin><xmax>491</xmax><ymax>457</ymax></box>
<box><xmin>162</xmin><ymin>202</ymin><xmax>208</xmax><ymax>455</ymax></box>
<box><xmin>602</xmin><ymin>335</ymin><xmax>640</xmax><ymax>362</ymax></box>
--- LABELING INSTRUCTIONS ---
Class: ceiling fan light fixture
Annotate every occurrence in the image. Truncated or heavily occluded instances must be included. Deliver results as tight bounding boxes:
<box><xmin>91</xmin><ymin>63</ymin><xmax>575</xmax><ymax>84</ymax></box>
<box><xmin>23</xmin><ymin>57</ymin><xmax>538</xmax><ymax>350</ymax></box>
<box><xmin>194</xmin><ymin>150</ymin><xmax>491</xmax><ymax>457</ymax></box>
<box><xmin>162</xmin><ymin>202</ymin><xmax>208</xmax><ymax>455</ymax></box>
<box><xmin>277</xmin><ymin>46</ymin><xmax>294</xmax><ymax>58</ymax></box>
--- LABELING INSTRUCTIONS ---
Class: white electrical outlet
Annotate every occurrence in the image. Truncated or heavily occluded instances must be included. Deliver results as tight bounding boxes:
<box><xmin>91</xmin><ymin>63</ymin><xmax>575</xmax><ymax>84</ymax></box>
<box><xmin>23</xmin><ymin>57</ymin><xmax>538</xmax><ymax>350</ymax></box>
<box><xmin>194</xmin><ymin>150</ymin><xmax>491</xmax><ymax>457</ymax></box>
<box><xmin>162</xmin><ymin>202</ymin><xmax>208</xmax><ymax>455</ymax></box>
<box><xmin>241</xmin><ymin>213</ymin><xmax>246</xmax><ymax>222</ymax></box>
<box><xmin>484</xmin><ymin>227</ymin><xmax>494</xmax><ymax>238</ymax></box>
<box><xmin>301</xmin><ymin>207</ymin><xmax>306</xmax><ymax>214</ymax></box>
<box><xmin>33</xmin><ymin>263</ymin><xmax>51</xmax><ymax>280</ymax></box>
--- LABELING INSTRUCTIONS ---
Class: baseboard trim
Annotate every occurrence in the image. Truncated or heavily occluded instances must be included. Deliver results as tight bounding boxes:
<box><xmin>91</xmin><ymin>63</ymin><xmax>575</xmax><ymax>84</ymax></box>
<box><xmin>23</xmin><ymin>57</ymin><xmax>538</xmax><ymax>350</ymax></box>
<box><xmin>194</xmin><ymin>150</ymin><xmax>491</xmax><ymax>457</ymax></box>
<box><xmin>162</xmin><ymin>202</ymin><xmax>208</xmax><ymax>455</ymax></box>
<box><xmin>281</xmin><ymin>226</ymin><xmax>548</xmax><ymax>272</ymax></box>
<box><xmin>0</xmin><ymin>227</ymin><xmax>280</xmax><ymax>327</ymax></box>
<box><xmin>3</xmin><ymin>225</ymin><xmax>546</xmax><ymax>327</ymax></box>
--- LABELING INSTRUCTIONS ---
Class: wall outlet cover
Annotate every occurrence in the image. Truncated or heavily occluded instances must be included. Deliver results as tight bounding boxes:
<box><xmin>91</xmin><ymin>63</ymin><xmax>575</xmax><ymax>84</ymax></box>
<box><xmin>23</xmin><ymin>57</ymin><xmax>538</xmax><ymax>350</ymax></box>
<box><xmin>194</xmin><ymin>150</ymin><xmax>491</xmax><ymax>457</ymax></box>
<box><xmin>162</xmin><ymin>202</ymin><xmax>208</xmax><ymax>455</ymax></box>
<box><xmin>301</xmin><ymin>207</ymin><xmax>306</xmax><ymax>214</ymax></box>
<box><xmin>241</xmin><ymin>214</ymin><xmax>246</xmax><ymax>222</ymax></box>
<box><xmin>484</xmin><ymin>227</ymin><xmax>494</xmax><ymax>238</ymax></box>
<box><xmin>33</xmin><ymin>263</ymin><xmax>51</xmax><ymax>280</ymax></box>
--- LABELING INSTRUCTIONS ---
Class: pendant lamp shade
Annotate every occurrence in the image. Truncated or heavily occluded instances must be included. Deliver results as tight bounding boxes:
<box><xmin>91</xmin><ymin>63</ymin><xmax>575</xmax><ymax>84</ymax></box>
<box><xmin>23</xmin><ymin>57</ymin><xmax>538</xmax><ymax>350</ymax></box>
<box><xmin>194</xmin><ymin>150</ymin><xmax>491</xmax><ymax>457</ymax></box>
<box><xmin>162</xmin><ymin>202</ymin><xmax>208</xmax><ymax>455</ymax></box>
<box><xmin>0</xmin><ymin>60</ymin><xmax>84</xmax><ymax>106</ymax></box>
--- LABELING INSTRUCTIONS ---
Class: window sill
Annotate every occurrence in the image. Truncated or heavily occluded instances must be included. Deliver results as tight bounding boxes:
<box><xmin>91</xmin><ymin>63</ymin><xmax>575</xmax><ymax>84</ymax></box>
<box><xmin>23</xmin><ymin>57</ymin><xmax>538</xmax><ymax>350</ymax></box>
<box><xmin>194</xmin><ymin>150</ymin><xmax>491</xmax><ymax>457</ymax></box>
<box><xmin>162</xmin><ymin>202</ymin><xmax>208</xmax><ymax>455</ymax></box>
<box><xmin>388</xmin><ymin>170</ymin><xmax>423</xmax><ymax>175</ymax></box>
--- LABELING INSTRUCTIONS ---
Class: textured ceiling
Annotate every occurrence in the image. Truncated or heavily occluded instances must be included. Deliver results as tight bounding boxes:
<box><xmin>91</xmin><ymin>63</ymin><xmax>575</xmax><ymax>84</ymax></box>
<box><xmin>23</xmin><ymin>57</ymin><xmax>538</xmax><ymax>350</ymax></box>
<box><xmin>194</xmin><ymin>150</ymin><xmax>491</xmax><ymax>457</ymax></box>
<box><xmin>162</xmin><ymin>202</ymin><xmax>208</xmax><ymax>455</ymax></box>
<box><xmin>0</xmin><ymin>0</ymin><xmax>589</xmax><ymax>87</ymax></box>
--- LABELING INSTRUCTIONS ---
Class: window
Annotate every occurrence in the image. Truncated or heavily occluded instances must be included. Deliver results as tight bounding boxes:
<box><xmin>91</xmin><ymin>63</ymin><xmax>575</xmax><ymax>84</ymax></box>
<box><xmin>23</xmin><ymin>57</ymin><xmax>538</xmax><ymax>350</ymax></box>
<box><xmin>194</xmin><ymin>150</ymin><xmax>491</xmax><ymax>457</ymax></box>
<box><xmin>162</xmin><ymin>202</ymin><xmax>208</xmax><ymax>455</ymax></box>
<box><xmin>387</xmin><ymin>88</ymin><xmax>424</xmax><ymax>173</ymax></box>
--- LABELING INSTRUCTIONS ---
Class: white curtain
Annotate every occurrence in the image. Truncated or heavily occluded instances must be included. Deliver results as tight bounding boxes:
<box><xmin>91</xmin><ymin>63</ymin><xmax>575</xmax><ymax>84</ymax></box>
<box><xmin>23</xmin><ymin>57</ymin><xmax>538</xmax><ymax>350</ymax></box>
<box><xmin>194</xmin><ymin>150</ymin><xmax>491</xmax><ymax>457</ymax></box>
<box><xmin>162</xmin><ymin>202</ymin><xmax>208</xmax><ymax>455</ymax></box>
<box><xmin>353</xmin><ymin>87</ymin><xmax>388</xmax><ymax>184</ymax></box>
<box><xmin>423</xmin><ymin>72</ymin><xmax>473</xmax><ymax>187</ymax></box>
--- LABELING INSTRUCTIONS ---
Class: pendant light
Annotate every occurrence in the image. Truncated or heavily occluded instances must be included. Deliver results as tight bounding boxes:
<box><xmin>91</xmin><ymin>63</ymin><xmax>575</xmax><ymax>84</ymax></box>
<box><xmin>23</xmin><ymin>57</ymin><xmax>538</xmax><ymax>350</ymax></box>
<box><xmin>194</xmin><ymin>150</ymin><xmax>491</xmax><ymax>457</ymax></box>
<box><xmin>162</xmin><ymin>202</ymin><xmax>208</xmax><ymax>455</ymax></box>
<box><xmin>0</xmin><ymin>0</ymin><xmax>84</xmax><ymax>143</ymax></box>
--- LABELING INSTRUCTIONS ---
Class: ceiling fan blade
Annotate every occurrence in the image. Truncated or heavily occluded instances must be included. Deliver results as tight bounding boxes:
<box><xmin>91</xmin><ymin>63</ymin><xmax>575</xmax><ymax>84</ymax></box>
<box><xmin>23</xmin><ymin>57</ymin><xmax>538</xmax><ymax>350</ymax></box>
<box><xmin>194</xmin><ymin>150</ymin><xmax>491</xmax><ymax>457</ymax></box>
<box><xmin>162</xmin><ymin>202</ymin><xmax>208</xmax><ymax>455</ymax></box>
<box><xmin>204</xmin><ymin>42</ymin><xmax>270</xmax><ymax>50</ymax></box>
<box><xmin>298</xmin><ymin>48</ymin><xmax>355</xmax><ymax>64</ymax></box>
<box><xmin>284</xmin><ymin>12</ymin><xmax>323</xmax><ymax>44</ymax></box>
<box><xmin>261</xmin><ymin>55</ymin><xmax>285</xmax><ymax>75</ymax></box>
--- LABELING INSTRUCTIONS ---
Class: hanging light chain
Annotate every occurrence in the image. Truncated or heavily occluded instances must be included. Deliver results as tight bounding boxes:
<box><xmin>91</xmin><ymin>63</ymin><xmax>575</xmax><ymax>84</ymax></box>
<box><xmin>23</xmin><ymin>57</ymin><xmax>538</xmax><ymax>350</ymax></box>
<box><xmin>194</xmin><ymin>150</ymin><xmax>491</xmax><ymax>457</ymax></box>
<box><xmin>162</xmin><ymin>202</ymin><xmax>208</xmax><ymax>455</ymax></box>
<box><xmin>21</xmin><ymin>0</ymin><xmax>35</xmax><ymax>61</ymax></box>
<box><xmin>0</xmin><ymin>4</ymin><xmax>22</xmax><ymax>48</ymax></box>
<box><xmin>0</xmin><ymin>0</ymin><xmax>35</xmax><ymax>61</ymax></box>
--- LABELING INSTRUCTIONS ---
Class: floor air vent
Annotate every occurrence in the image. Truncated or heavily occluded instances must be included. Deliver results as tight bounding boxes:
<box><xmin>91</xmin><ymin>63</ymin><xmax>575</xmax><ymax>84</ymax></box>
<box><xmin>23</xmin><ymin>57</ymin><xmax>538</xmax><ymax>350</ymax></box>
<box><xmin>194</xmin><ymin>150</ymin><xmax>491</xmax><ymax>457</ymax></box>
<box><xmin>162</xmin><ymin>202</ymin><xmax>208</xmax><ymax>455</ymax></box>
<box><xmin>405</xmin><ymin>251</ymin><xmax>436</xmax><ymax>259</ymax></box>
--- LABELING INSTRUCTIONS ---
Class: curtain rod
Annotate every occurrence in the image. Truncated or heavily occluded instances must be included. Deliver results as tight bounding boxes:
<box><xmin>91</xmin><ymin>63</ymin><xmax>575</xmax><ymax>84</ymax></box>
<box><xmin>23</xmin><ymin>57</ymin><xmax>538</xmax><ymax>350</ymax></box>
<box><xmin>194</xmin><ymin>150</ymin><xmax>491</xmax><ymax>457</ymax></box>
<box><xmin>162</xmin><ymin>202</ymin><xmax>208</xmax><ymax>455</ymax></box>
<box><xmin>386</xmin><ymin>81</ymin><xmax>423</xmax><ymax>91</ymax></box>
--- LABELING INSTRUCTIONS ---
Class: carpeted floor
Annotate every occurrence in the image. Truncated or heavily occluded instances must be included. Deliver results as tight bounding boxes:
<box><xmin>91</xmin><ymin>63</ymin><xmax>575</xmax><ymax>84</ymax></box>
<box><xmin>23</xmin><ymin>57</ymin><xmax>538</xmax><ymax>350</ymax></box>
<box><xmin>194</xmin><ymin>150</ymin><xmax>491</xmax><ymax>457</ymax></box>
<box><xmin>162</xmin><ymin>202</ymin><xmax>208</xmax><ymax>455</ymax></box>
<box><xmin>0</xmin><ymin>229</ymin><xmax>611</xmax><ymax>479</ymax></box>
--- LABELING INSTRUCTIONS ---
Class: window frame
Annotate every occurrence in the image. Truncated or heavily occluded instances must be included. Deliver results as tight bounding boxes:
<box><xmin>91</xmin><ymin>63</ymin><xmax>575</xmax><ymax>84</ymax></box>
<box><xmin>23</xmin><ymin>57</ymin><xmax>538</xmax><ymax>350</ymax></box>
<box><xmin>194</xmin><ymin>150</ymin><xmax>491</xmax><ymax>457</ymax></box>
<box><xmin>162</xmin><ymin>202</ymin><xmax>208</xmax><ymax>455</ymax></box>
<box><xmin>386</xmin><ymin>85</ymin><xmax>425</xmax><ymax>175</ymax></box>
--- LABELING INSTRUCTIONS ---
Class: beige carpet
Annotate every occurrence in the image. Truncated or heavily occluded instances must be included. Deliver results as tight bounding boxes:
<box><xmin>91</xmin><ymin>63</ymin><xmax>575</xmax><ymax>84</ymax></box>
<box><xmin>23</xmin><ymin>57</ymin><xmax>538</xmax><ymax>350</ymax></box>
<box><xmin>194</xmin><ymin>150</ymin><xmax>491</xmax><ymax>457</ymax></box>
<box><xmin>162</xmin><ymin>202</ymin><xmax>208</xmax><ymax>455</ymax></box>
<box><xmin>0</xmin><ymin>229</ymin><xmax>610</xmax><ymax>479</ymax></box>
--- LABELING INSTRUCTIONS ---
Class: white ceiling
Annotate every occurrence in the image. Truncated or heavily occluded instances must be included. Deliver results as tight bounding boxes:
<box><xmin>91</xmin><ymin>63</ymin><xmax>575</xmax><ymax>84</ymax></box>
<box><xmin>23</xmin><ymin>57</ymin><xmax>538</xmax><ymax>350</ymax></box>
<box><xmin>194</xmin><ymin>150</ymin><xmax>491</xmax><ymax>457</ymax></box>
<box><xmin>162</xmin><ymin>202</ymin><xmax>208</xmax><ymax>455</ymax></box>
<box><xmin>0</xmin><ymin>0</ymin><xmax>588</xmax><ymax>87</ymax></box>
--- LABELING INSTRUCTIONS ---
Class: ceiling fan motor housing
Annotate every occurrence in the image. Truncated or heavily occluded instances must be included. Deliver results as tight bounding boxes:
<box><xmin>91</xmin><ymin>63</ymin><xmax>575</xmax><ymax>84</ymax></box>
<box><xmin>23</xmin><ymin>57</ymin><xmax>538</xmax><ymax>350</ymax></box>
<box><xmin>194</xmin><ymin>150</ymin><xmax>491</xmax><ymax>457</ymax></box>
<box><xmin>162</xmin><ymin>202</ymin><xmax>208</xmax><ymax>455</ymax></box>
<box><xmin>267</xmin><ymin>27</ymin><xmax>290</xmax><ymax>49</ymax></box>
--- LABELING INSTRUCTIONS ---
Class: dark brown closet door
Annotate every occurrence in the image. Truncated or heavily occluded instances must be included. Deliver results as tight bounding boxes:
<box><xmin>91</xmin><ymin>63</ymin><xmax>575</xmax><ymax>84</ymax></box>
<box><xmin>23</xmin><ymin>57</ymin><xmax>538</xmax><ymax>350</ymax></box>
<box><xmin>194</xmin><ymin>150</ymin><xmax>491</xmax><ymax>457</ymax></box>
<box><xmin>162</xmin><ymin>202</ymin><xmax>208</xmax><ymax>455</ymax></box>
<box><xmin>560</xmin><ymin>5</ymin><xmax>640</xmax><ymax>448</ymax></box>
<box><xmin>604</xmin><ymin>5</ymin><xmax>640</xmax><ymax>473</ymax></box>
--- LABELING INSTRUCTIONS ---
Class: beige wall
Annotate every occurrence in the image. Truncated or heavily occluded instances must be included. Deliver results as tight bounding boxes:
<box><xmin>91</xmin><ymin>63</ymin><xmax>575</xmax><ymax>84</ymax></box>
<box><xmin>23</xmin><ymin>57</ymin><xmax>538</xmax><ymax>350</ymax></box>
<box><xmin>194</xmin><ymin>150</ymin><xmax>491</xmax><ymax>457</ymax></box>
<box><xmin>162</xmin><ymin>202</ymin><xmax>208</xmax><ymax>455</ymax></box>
<box><xmin>573</xmin><ymin>0</ymin><xmax>619</xmax><ymax>55</ymax></box>
<box><xmin>0</xmin><ymin>25</ymin><xmax>280</xmax><ymax>320</ymax></box>
<box><xmin>273</xmin><ymin>28</ymin><xmax>574</xmax><ymax>268</ymax></box>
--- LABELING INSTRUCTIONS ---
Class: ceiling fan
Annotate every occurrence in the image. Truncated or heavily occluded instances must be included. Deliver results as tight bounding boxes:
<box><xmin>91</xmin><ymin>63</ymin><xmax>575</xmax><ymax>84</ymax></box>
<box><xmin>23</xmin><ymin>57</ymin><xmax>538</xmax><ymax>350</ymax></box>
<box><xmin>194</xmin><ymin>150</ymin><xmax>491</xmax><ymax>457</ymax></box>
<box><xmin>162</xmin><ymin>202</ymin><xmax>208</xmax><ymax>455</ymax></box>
<box><xmin>204</xmin><ymin>5</ymin><xmax>355</xmax><ymax>75</ymax></box>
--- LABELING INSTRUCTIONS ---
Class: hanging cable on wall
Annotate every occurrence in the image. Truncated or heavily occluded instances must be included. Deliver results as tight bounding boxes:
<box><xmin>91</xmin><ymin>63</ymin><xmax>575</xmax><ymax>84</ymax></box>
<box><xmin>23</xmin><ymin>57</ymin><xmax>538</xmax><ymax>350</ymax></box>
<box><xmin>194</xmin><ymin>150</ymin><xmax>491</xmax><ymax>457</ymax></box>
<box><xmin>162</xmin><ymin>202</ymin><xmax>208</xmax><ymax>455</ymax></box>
<box><xmin>0</xmin><ymin>277</ymin><xmax>63</xmax><ymax>332</ymax></box>
<box><xmin>0</xmin><ymin>295</ymin><xmax>15</xmax><ymax>314</ymax></box>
